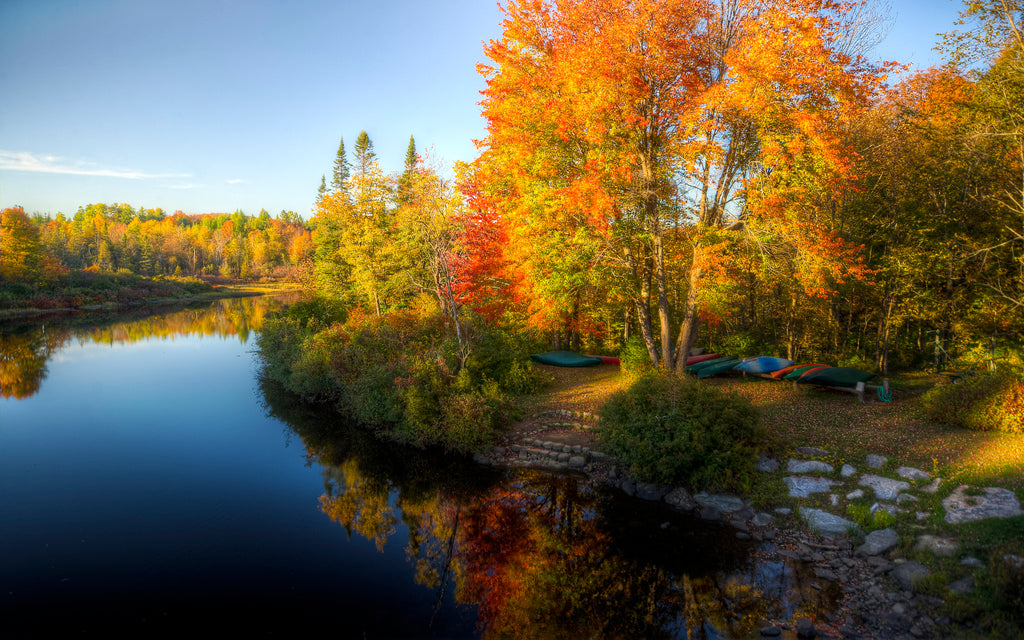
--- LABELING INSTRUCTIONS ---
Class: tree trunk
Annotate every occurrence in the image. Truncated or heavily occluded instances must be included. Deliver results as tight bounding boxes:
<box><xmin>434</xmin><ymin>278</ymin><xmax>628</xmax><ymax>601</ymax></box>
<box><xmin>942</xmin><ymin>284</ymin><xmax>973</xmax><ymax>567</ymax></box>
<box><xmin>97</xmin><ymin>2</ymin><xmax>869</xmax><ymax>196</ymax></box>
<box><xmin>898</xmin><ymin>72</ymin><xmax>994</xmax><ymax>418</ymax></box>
<box><xmin>673</xmin><ymin>262</ymin><xmax>703</xmax><ymax>376</ymax></box>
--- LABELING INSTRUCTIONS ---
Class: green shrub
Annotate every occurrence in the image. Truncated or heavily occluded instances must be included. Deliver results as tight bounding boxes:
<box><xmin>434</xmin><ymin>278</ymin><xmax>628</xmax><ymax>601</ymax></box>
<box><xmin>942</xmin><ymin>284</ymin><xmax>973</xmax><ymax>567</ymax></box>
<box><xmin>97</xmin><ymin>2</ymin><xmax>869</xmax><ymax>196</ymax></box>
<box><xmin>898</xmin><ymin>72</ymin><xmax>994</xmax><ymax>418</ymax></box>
<box><xmin>619</xmin><ymin>335</ymin><xmax>655</xmax><ymax>379</ymax></box>
<box><xmin>599</xmin><ymin>374</ymin><xmax>763</xmax><ymax>490</ymax></box>
<box><xmin>921</xmin><ymin>372</ymin><xmax>1024</xmax><ymax>433</ymax></box>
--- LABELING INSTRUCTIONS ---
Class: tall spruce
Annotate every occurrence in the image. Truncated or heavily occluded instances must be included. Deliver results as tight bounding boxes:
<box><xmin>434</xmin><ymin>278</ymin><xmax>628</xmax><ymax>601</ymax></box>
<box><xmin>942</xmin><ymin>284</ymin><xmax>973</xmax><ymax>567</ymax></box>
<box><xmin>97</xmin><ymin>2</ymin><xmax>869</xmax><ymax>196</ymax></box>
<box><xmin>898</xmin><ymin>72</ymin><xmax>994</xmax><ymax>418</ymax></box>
<box><xmin>332</xmin><ymin>136</ymin><xmax>350</xmax><ymax>193</ymax></box>
<box><xmin>397</xmin><ymin>135</ymin><xmax>418</xmax><ymax>206</ymax></box>
<box><xmin>317</xmin><ymin>174</ymin><xmax>326</xmax><ymax>200</ymax></box>
<box><xmin>353</xmin><ymin>131</ymin><xmax>376</xmax><ymax>179</ymax></box>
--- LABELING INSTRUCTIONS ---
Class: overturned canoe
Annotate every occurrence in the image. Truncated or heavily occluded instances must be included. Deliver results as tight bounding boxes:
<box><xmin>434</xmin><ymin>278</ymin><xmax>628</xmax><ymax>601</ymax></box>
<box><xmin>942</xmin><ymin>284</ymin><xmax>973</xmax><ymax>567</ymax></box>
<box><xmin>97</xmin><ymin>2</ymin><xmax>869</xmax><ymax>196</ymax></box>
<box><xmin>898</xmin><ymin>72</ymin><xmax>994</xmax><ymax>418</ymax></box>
<box><xmin>685</xmin><ymin>353</ymin><xmax>721</xmax><ymax>366</ymax></box>
<box><xmin>696</xmin><ymin>357</ymin><xmax>742</xmax><ymax>379</ymax></box>
<box><xmin>530</xmin><ymin>351</ymin><xmax>604</xmax><ymax>367</ymax></box>
<box><xmin>587</xmin><ymin>354</ymin><xmax>621</xmax><ymax>365</ymax></box>
<box><xmin>734</xmin><ymin>356</ymin><xmax>793</xmax><ymax>374</ymax></box>
<box><xmin>685</xmin><ymin>356</ymin><xmax>730</xmax><ymax>374</ymax></box>
<box><xmin>782</xmin><ymin>364</ymin><xmax>829</xmax><ymax>381</ymax></box>
<box><xmin>770</xmin><ymin>364</ymin><xmax>800</xmax><ymax>379</ymax></box>
<box><xmin>798</xmin><ymin>367</ymin><xmax>878</xmax><ymax>388</ymax></box>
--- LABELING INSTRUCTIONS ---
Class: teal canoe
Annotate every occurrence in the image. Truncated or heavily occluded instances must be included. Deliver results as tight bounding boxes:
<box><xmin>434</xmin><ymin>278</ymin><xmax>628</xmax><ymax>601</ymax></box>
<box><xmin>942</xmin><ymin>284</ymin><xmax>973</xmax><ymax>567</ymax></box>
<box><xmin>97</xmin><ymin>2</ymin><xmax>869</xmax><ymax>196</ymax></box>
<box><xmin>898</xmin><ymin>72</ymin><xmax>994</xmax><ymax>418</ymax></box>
<box><xmin>529</xmin><ymin>351</ymin><xmax>604</xmax><ymax>367</ymax></box>
<box><xmin>782</xmin><ymin>364</ymin><xmax>828</xmax><ymax>381</ymax></box>
<box><xmin>696</xmin><ymin>357</ymin><xmax>742</xmax><ymax>379</ymax></box>
<box><xmin>798</xmin><ymin>367</ymin><xmax>877</xmax><ymax>388</ymax></box>
<box><xmin>685</xmin><ymin>356</ymin><xmax>731</xmax><ymax>374</ymax></box>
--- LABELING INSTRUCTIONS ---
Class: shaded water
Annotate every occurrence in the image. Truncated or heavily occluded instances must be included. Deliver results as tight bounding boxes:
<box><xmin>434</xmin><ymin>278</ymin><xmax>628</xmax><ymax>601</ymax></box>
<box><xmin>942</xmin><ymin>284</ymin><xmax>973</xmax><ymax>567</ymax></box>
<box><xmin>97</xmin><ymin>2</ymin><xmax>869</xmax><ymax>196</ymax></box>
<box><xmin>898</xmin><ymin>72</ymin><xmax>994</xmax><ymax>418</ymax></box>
<box><xmin>0</xmin><ymin>296</ymin><xmax>833</xmax><ymax>638</ymax></box>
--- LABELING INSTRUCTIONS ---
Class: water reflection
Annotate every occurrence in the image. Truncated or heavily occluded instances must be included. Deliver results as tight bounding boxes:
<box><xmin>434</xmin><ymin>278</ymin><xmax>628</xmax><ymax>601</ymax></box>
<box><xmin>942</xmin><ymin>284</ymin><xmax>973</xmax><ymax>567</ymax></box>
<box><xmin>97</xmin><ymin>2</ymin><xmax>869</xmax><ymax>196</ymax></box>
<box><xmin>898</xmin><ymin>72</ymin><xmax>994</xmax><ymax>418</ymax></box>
<box><xmin>0</xmin><ymin>293</ymin><xmax>299</xmax><ymax>399</ymax></box>
<box><xmin>262</xmin><ymin>380</ymin><xmax>839</xmax><ymax>640</ymax></box>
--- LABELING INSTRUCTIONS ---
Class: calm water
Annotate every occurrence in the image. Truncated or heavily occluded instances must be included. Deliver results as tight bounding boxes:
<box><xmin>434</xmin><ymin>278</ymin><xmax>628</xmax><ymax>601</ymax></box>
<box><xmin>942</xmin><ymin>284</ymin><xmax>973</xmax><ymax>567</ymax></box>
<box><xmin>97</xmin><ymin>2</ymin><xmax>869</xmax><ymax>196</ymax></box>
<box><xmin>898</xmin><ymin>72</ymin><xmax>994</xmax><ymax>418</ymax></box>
<box><xmin>0</xmin><ymin>296</ymin><xmax>832</xmax><ymax>638</ymax></box>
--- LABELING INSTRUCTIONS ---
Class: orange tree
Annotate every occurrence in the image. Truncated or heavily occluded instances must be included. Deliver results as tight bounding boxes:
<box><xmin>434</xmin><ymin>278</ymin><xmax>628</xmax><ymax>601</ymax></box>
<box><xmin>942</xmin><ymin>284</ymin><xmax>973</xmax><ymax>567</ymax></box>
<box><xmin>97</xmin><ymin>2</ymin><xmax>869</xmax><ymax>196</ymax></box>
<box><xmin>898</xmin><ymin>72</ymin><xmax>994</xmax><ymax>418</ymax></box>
<box><xmin>470</xmin><ymin>0</ymin><xmax>889</xmax><ymax>369</ymax></box>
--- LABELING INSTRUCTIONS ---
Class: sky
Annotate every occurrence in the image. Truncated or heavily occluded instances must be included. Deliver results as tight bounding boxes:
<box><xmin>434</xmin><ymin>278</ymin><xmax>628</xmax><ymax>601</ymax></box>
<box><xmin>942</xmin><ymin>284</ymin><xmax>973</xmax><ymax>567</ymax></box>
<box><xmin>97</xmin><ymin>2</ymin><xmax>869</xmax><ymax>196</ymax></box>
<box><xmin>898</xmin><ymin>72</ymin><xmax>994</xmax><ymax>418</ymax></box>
<box><xmin>0</xmin><ymin>0</ymin><xmax>969</xmax><ymax>219</ymax></box>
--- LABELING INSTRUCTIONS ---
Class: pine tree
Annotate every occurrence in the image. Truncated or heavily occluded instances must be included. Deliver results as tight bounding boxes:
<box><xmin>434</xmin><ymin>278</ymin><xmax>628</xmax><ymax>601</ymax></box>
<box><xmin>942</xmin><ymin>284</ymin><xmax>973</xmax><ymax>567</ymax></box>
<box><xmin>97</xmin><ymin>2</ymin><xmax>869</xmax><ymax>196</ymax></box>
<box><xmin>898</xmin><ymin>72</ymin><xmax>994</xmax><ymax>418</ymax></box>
<box><xmin>397</xmin><ymin>135</ymin><xmax>418</xmax><ymax>206</ymax></box>
<box><xmin>332</xmin><ymin>136</ymin><xmax>350</xmax><ymax>192</ymax></box>
<box><xmin>318</xmin><ymin>174</ymin><xmax>327</xmax><ymax>200</ymax></box>
<box><xmin>353</xmin><ymin>131</ymin><xmax>376</xmax><ymax>179</ymax></box>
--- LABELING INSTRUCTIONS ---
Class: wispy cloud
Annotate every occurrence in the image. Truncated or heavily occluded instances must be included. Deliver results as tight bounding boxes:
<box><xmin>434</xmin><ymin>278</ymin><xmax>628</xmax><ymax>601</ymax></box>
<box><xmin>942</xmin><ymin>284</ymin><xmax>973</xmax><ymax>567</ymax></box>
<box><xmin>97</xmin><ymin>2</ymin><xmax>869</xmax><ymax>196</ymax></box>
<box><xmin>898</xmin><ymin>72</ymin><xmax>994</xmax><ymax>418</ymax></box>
<box><xmin>0</xmin><ymin>150</ymin><xmax>190</xmax><ymax>180</ymax></box>
<box><xmin>225</xmin><ymin>178</ymin><xmax>245</xmax><ymax>184</ymax></box>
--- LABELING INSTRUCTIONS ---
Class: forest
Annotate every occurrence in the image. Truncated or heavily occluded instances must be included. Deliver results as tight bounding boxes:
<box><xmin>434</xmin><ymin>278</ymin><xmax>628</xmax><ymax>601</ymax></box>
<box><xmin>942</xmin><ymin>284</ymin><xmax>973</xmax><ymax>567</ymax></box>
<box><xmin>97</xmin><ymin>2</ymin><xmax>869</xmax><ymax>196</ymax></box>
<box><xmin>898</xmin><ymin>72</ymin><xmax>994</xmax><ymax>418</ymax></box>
<box><xmin>305</xmin><ymin>0</ymin><xmax>1024</xmax><ymax>377</ymax></box>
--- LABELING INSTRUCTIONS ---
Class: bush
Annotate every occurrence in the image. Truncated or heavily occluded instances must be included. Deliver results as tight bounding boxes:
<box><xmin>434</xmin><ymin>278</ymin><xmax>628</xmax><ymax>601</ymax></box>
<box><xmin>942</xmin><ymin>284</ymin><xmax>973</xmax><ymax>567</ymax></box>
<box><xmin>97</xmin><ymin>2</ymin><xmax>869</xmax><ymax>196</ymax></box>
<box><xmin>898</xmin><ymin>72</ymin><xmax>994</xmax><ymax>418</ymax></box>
<box><xmin>921</xmin><ymin>372</ymin><xmax>1024</xmax><ymax>433</ymax></box>
<box><xmin>619</xmin><ymin>335</ymin><xmax>655</xmax><ymax>379</ymax></box>
<box><xmin>599</xmin><ymin>374</ymin><xmax>763</xmax><ymax>491</ymax></box>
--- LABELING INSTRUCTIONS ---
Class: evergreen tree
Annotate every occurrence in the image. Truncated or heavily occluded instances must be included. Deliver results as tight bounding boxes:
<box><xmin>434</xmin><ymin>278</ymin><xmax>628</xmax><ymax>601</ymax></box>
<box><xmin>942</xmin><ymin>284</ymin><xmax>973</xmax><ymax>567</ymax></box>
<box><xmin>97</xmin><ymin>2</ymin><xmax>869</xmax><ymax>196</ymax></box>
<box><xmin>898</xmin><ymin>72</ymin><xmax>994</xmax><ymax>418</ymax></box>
<box><xmin>332</xmin><ymin>136</ymin><xmax>350</xmax><ymax>192</ymax></box>
<box><xmin>318</xmin><ymin>174</ymin><xmax>327</xmax><ymax>200</ymax></box>
<box><xmin>397</xmin><ymin>135</ymin><xmax>418</xmax><ymax>206</ymax></box>
<box><xmin>353</xmin><ymin>131</ymin><xmax>376</xmax><ymax>179</ymax></box>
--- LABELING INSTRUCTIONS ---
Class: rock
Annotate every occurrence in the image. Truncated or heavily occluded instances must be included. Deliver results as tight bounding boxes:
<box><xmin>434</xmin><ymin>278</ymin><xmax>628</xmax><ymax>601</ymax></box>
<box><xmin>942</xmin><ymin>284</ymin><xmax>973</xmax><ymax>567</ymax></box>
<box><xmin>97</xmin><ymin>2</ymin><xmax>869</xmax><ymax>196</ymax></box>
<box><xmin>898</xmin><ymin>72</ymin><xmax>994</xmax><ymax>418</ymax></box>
<box><xmin>896</xmin><ymin>493</ymin><xmax>919</xmax><ymax>505</ymax></box>
<box><xmin>635</xmin><ymin>483</ymin><xmax>668</xmax><ymax>501</ymax></box>
<box><xmin>665</xmin><ymin>487</ymin><xmax>697</xmax><ymax>510</ymax></box>
<box><xmin>785</xmin><ymin>476</ymin><xmax>837</xmax><ymax>498</ymax></box>
<box><xmin>568</xmin><ymin>456</ymin><xmax>586</xmax><ymax>468</ymax></box>
<box><xmin>814</xmin><ymin>567</ymin><xmax>840</xmax><ymax>582</ymax></box>
<box><xmin>775</xmin><ymin>507</ymin><xmax>793</xmax><ymax>515</ymax></box>
<box><xmin>840</xmin><ymin>464</ymin><xmax>857</xmax><ymax>478</ymax></box>
<box><xmin>756</xmin><ymin>456</ymin><xmax>780</xmax><ymax>472</ymax></box>
<box><xmin>857</xmin><ymin>528</ymin><xmax>899</xmax><ymax>556</ymax></box>
<box><xmin>700</xmin><ymin>506</ymin><xmax>721</xmax><ymax>521</ymax></box>
<box><xmin>608</xmin><ymin>466</ymin><xmax>618</xmax><ymax>480</ymax></box>
<box><xmin>859</xmin><ymin>474</ymin><xmax>911</xmax><ymax>500</ymax></box>
<box><xmin>796</xmin><ymin>617</ymin><xmax>817</xmax><ymax>638</ymax></box>
<box><xmin>892</xmin><ymin>560</ymin><xmax>930</xmax><ymax>591</ymax></box>
<box><xmin>921</xmin><ymin>478</ymin><xmax>943</xmax><ymax>494</ymax></box>
<box><xmin>846</xmin><ymin>489</ymin><xmax>865</xmax><ymax>500</ymax></box>
<box><xmin>948</xmin><ymin>576</ymin><xmax>975</xmax><ymax>595</ymax></box>
<box><xmin>752</xmin><ymin>512</ymin><xmax>773</xmax><ymax>527</ymax></box>
<box><xmin>557</xmin><ymin>452</ymin><xmax>571</xmax><ymax>462</ymax></box>
<box><xmin>866</xmin><ymin>454</ymin><xmax>888</xmax><ymax>469</ymax></box>
<box><xmin>1004</xmin><ymin>554</ymin><xmax>1024</xmax><ymax>569</ymax></box>
<box><xmin>942</xmin><ymin>485</ymin><xmax>1024</xmax><ymax>524</ymax></box>
<box><xmin>694</xmin><ymin>492</ymin><xmax>747</xmax><ymax>514</ymax></box>
<box><xmin>736</xmin><ymin>532</ymin><xmax>751</xmax><ymax>540</ymax></box>
<box><xmin>787</xmin><ymin>459</ymin><xmax>835</xmax><ymax>474</ymax></box>
<box><xmin>830</xmin><ymin>494</ymin><xmax>839</xmax><ymax>506</ymax></box>
<box><xmin>620</xmin><ymin>479</ymin><xmax>636</xmax><ymax>497</ymax></box>
<box><xmin>799</xmin><ymin>507</ymin><xmax>860</xmax><ymax>537</ymax></box>
<box><xmin>960</xmin><ymin>556</ymin><xmax>984</xmax><ymax>568</ymax></box>
<box><xmin>760</xmin><ymin>626</ymin><xmax>782</xmax><ymax>637</ymax></box>
<box><xmin>897</xmin><ymin>466</ymin><xmax>932</xmax><ymax>482</ymax></box>
<box><xmin>797</xmin><ymin>446</ymin><xmax>830</xmax><ymax>457</ymax></box>
<box><xmin>915</xmin><ymin>534</ymin><xmax>959</xmax><ymax>557</ymax></box>
<box><xmin>870</xmin><ymin>502</ymin><xmax>903</xmax><ymax>516</ymax></box>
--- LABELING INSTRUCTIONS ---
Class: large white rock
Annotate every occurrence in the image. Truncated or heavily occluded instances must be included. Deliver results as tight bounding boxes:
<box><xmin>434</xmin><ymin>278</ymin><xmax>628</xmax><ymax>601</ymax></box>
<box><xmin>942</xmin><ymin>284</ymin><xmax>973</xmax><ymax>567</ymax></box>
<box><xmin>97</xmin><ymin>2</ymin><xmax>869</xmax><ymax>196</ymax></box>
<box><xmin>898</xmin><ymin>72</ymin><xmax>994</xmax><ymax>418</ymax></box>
<box><xmin>897</xmin><ymin>466</ymin><xmax>932</xmax><ymax>482</ymax></box>
<box><xmin>785</xmin><ymin>476</ymin><xmax>836</xmax><ymax>498</ymax></box>
<box><xmin>799</xmin><ymin>507</ymin><xmax>860</xmax><ymax>537</ymax></box>
<box><xmin>942</xmin><ymin>485</ymin><xmax>1024</xmax><ymax>524</ymax></box>
<box><xmin>787</xmin><ymin>459</ymin><xmax>834</xmax><ymax>474</ymax></box>
<box><xmin>857</xmin><ymin>528</ymin><xmax>899</xmax><ymax>556</ymax></box>
<box><xmin>859</xmin><ymin>474</ymin><xmax>911</xmax><ymax>500</ymax></box>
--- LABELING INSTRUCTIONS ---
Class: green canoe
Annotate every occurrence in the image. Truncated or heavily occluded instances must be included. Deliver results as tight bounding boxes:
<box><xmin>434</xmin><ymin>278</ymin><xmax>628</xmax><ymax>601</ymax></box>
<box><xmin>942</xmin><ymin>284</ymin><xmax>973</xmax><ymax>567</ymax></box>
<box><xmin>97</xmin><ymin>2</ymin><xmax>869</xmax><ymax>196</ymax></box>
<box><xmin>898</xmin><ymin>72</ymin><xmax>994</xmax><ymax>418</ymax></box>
<box><xmin>696</xmin><ymin>356</ymin><xmax>742</xmax><ymax>379</ymax></box>
<box><xmin>685</xmin><ymin>356</ymin><xmax>732</xmax><ymax>374</ymax></box>
<box><xmin>798</xmin><ymin>367</ymin><xmax>878</xmax><ymax>388</ymax></box>
<box><xmin>529</xmin><ymin>351</ymin><xmax>604</xmax><ymax>367</ymax></box>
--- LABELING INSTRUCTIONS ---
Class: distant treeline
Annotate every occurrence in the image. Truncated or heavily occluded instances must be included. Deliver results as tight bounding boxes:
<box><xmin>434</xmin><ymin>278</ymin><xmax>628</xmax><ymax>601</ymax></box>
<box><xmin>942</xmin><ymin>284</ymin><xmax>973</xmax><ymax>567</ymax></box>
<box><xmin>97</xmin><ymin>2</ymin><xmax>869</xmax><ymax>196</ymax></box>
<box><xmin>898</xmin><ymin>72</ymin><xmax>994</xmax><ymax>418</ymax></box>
<box><xmin>1</xmin><ymin>203</ymin><xmax>314</xmax><ymax>283</ymax></box>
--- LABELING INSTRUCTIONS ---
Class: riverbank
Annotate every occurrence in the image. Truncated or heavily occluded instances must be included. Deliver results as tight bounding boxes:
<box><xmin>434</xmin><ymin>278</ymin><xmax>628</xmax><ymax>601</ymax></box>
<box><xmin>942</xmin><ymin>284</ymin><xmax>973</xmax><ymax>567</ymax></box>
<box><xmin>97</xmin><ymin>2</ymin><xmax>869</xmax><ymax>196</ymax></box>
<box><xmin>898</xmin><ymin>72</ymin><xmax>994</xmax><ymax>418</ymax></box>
<box><xmin>473</xmin><ymin>364</ymin><xmax>1024</xmax><ymax>639</ymax></box>
<box><xmin>0</xmin><ymin>277</ymin><xmax>301</xmax><ymax>320</ymax></box>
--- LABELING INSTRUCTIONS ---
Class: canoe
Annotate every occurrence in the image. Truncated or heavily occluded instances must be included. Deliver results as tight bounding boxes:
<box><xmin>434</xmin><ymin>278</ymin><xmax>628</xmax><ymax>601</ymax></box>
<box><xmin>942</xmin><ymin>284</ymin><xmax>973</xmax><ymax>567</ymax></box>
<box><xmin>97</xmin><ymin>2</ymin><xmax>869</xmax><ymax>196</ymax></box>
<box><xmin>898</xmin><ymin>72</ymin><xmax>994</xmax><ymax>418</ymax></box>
<box><xmin>798</xmin><ymin>367</ymin><xmax>878</xmax><ymax>388</ymax></box>
<box><xmin>530</xmin><ymin>351</ymin><xmax>604</xmax><ymax>367</ymax></box>
<box><xmin>686</xmin><ymin>356</ymin><xmax>731</xmax><ymax>374</ymax></box>
<box><xmin>734</xmin><ymin>356</ymin><xmax>793</xmax><ymax>374</ymax></box>
<box><xmin>782</xmin><ymin>364</ymin><xmax>828</xmax><ymax>381</ymax></box>
<box><xmin>770</xmin><ymin>364</ymin><xmax>800</xmax><ymax>379</ymax></box>
<box><xmin>685</xmin><ymin>353</ymin><xmax>720</xmax><ymax>366</ymax></box>
<box><xmin>696</xmin><ymin>357</ymin><xmax>743</xmax><ymax>379</ymax></box>
<box><xmin>587</xmin><ymin>355</ymin><xmax>621</xmax><ymax>365</ymax></box>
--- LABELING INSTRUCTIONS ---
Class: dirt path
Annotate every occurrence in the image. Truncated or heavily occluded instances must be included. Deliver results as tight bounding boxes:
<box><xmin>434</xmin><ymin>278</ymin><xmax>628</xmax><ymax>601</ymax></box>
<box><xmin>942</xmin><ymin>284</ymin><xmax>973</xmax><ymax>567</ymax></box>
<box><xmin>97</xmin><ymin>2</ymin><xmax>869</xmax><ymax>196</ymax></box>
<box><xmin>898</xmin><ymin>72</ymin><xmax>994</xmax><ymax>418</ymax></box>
<box><xmin>503</xmin><ymin>363</ymin><xmax>627</xmax><ymax>450</ymax></box>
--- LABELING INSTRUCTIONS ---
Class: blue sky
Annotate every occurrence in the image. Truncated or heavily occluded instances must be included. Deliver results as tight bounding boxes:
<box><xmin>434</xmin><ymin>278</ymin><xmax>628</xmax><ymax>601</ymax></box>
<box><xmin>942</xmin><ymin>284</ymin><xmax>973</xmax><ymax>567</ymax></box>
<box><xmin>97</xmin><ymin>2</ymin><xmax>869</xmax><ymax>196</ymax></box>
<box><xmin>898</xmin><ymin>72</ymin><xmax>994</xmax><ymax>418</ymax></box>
<box><xmin>0</xmin><ymin>0</ymin><xmax>967</xmax><ymax>219</ymax></box>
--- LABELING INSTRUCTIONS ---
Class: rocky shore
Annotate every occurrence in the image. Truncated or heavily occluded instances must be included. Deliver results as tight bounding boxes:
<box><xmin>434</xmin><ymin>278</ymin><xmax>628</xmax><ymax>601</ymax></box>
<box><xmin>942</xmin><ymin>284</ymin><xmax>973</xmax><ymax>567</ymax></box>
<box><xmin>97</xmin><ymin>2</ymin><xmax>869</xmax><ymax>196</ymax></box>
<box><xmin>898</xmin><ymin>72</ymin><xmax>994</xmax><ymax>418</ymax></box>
<box><xmin>473</xmin><ymin>409</ymin><xmax>1024</xmax><ymax>639</ymax></box>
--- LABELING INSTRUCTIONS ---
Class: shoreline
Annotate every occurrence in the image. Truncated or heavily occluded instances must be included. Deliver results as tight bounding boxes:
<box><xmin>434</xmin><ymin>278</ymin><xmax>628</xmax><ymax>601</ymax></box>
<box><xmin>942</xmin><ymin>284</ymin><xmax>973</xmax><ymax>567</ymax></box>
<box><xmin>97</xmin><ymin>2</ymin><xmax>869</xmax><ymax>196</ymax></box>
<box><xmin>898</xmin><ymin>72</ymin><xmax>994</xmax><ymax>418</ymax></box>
<box><xmin>472</xmin><ymin>405</ymin><xmax>1021</xmax><ymax>640</ymax></box>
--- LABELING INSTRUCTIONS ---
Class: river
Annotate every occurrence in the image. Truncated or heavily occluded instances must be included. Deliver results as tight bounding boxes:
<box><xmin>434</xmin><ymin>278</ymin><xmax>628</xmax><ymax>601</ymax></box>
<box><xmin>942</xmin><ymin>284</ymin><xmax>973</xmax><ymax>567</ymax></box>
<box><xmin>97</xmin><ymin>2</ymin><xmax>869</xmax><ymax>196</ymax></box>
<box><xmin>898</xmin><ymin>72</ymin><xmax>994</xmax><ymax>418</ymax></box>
<box><xmin>0</xmin><ymin>295</ymin><xmax>832</xmax><ymax>638</ymax></box>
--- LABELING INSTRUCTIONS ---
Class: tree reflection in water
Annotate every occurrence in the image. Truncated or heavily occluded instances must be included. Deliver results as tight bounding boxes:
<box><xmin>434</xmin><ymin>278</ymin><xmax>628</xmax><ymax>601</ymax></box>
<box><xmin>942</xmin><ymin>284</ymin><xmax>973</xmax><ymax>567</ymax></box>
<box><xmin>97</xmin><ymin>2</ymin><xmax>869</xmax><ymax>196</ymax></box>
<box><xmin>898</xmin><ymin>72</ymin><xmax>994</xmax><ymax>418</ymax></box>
<box><xmin>0</xmin><ymin>293</ymin><xmax>299</xmax><ymax>399</ymax></box>
<box><xmin>264</xmin><ymin>379</ymin><xmax>840</xmax><ymax>640</ymax></box>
